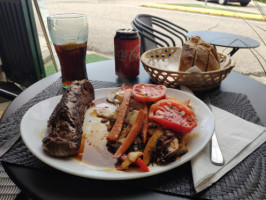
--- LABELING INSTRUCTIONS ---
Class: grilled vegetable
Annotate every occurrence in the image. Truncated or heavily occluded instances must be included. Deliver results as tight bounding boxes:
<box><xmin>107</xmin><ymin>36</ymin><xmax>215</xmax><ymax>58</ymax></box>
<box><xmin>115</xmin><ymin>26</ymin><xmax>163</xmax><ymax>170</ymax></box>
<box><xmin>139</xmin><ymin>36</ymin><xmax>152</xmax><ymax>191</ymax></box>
<box><xmin>106</xmin><ymin>88</ymin><xmax>125</xmax><ymax>104</ymax></box>
<box><xmin>125</xmin><ymin>110</ymin><xmax>139</xmax><ymax>125</ymax></box>
<box><xmin>113</xmin><ymin>109</ymin><xmax>146</xmax><ymax>158</ymax></box>
<box><xmin>118</xmin><ymin>151</ymin><xmax>143</xmax><ymax>170</ymax></box>
<box><xmin>133</xmin><ymin>84</ymin><xmax>167</xmax><ymax>102</ymax></box>
<box><xmin>159</xmin><ymin>139</ymin><xmax>188</xmax><ymax>163</ymax></box>
<box><xmin>135</xmin><ymin>157</ymin><xmax>149</xmax><ymax>172</ymax></box>
<box><xmin>143</xmin><ymin>128</ymin><xmax>164</xmax><ymax>165</ymax></box>
<box><xmin>107</xmin><ymin>89</ymin><xmax>132</xmax><ymax>141</ymax></box>
<box><xmin>102</xmin><ymin>84</ymin><xmax>197</xmax><ymax>171</ymax></box>
<box><xmin>149</xmin><ymin>99</ymin><xmax>197</xmax><ymax>134</ymax></box>
<box><xmin>142</xmin><ymin>103</ymin><xmax>148</xmax><ymax>143</ymax></box>
<box><xmin>119</xmin><ymin>153</ymin><xmax>149</xmax><ymax>172</ymax></box>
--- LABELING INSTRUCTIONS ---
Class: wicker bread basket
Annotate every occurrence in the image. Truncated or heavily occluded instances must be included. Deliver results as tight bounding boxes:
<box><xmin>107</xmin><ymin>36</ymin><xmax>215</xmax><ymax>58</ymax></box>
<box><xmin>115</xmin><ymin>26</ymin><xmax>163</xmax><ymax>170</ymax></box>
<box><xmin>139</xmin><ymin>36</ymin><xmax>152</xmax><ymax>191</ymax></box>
<box><xmin>141</xmin><ymin>47</ymin><xmax>235</xmax><ymax>91</ymax></box>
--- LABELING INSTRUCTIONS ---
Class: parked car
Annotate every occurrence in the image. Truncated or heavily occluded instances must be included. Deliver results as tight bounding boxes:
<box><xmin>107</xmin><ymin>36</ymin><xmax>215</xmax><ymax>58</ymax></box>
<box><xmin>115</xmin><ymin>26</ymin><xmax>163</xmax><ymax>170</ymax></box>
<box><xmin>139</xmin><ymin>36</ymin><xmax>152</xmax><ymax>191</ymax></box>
<box><xmin>199</xmin><ymin>0</ymin><xmax>251</xmax><ymax>6</ymax></box>
<box><xmin>217</xmin><ymin>0</ymin><xmax>251</xmax><ymax>6</ymax></box>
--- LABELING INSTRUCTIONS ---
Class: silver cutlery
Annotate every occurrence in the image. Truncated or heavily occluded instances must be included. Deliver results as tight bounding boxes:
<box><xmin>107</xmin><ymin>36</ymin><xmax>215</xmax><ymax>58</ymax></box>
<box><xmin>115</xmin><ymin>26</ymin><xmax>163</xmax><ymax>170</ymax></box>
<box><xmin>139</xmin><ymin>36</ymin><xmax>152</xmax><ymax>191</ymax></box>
<box><xmin>0</xmin><ymin>133</ymin><xmax>20</xmax><ymax>158</ymax></box>
<box><xmin>205</xmin><ymin>95</ymin><xmax>225</xmax><ymax>166</ymax></box>
<box><xmin>180</xmin><ymin>86</ymin><xmax>224</xmax><ymax>166</ymax></box>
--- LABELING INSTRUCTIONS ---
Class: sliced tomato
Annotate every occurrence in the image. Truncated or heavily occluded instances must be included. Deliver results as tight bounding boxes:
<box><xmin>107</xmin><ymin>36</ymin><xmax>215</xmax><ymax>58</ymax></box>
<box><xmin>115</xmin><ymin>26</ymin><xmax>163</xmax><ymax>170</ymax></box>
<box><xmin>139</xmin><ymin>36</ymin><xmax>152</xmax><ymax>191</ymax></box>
<box><xmin>133</xmin><ymin>84</ymin><xmax>167</xmax><ymax>102</ymax></box>
<box><xmin>149</xmin><ymin>99</ymin><xmax>197</xmax><ymax>134</ymax></box>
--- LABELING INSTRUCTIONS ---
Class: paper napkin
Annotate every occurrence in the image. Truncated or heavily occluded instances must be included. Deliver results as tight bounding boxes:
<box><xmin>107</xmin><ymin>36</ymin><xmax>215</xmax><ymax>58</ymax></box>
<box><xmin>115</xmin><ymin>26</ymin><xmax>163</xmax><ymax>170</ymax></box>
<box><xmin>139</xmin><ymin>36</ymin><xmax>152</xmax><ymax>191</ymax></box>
<box><xmin>179</xmin><ymin>86</ymin><xmax>266</xmax><ymax>193</ymax></box>
<box><xmin>191</xmin><ymin>105</ymin><xmax>266</xmax><ymax>193</ymax></box>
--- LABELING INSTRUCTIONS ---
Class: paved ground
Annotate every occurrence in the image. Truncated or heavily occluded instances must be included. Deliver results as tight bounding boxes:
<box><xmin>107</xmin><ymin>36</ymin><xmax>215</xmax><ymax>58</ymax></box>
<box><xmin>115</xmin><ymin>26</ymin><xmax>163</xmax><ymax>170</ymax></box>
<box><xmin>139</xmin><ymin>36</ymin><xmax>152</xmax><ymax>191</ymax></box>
<box><xmin>36</xmin><ymin>0</ymin><xmax>266</xmax><ymax>84</ymax></box>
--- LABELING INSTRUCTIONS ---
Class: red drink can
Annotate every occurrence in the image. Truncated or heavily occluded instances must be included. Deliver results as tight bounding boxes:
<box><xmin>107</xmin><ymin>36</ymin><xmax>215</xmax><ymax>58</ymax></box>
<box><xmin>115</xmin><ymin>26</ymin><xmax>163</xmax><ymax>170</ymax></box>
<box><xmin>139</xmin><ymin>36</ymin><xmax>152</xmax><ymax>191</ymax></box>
<box><xmin>114</xmin><ymin>29</ymin><xmax>140</xmax><ymax>78</ymax></box>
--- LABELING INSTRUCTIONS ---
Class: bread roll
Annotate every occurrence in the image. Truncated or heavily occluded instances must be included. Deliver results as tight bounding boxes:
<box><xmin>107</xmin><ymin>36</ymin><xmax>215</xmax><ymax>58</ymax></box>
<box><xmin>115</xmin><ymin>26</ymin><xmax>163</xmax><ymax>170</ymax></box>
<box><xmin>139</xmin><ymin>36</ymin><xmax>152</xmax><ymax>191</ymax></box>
<box><xmin>207</xmin><ymin>51</ymin><xmax>220</xmax><ymax>71</ymax></box>
<box><xmin>179</xmin><ymin>41</ymin><xmax>196</xmax><ymax>72</ymax></box>
<box><xmin>194</xmin><ymin>44</ymin><xmax>209</xmax><ymax>72</ymax></box>
<box><xmin>179</xmin><ymin>36</ymin><xmax>220</xmax><ymax>72</ymax></box>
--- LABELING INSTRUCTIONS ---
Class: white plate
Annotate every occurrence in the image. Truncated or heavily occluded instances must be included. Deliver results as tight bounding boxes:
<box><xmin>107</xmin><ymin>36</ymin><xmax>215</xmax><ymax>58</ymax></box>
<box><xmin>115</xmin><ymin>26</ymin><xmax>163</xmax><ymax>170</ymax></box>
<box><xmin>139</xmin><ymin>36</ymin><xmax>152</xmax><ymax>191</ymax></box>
<box><xmin>20</xmin><ymin>88</ymin><xmax>214</xmax><ymax>180</ymax></box>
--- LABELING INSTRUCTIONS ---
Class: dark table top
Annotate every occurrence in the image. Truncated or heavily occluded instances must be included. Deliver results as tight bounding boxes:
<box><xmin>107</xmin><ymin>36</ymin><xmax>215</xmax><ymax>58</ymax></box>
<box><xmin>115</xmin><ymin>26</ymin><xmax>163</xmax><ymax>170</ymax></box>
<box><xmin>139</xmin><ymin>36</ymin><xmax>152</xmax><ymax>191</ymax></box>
<box><xmin>187</xmin><ymin>31</ymin><xmax>260</xmax><ymax>49</ymax></box>
<box><xmin>2</xmin><ymin>60</ymin><xmax>266</xmax><ymax>200</ymax></box>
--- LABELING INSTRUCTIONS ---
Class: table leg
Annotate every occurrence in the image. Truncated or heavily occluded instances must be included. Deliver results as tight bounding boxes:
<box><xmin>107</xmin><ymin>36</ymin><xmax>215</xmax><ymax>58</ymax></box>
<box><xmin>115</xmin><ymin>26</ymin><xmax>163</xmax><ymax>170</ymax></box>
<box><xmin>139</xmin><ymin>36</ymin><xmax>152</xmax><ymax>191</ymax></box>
<box><xmin>229</xmin><ymin>47</ymin><xmax>239</xmax><ymax>56</ymax></box>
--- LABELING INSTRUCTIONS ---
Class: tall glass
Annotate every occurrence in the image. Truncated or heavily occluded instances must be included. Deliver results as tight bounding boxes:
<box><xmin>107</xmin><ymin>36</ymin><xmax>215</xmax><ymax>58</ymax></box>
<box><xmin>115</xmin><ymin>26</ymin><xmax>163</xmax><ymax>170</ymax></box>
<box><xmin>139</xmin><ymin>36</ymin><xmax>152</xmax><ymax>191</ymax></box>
<box><xmin>47</xmin><ymin>14</ymin><xmax>88</xmax><ymax>88</ymax></box>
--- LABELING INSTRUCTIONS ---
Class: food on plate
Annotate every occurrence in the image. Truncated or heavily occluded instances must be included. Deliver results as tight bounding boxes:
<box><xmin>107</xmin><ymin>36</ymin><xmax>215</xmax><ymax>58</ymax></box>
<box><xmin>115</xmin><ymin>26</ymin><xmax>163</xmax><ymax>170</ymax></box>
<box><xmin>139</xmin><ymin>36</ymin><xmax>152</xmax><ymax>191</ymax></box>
<box><xmin>132</xmin><ymin>84</ymin><xmax>167</xmax><ymax>102</ymax></box>
<box><xmin>106</xmin><ymin>89</ymin><xmax>132</xmax><ymax>142</ymax></box>
<box><xmin>112</xmin><ymin>109</ymin><xmax>146</xmax><ymax>158</ymax></box>
<box><xmin>42</xmin><ymin>80</ymin><xmax>95</xmax><ymax>157</ymax></box>
<box><xmin>100</xmin><ymin>83</ymin><xmax>197</xmax><ymax>171</ymax></box>
<box><xmin>149</xmin><ymin>99</ymin><xmax>197</xmax><ymax>134</ymax></box>
<box><xmin>41</xmin><ymin>82</ymin><xmax>197</xmax><ymax>173</ymax></box>
<box><xmin>179</xmin><ymin>36</ymin><xmax>220</xmax><ymax>72</ymax></box>
<box><xmin>106</xmin><ymin>87</ymin><xmax>125</xmax><ymax>104</ymax></box>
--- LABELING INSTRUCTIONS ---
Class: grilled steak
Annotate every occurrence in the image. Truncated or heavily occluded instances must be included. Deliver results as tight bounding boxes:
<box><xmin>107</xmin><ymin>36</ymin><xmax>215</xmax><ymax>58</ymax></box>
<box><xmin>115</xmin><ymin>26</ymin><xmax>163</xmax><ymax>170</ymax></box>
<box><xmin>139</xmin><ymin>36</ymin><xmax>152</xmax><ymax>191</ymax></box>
<box><xmin>42</xmin><ymin>80</ymin><xmax>95</xmax><ymax>157</ymax></box>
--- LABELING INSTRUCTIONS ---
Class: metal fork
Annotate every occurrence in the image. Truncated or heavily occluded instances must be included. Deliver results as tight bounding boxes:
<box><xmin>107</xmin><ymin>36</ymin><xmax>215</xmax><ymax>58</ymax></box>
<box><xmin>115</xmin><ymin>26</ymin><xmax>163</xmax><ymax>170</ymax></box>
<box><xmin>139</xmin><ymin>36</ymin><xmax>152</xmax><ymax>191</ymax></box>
<box><xmin>205</xmin><ymin>96</ymin><xmax>225</xmax><ymax>166</ymax></box>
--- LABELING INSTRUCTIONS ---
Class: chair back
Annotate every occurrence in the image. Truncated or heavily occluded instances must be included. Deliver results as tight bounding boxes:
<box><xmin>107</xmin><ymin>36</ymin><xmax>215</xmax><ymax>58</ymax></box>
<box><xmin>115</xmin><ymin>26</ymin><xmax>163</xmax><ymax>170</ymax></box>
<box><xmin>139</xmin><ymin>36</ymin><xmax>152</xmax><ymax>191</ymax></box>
<box><xmin>132</xmin><ymin>14</ymin><xmax>188</xmax><ymax>54</ymax></box>
<box><xmin>0</xmin><ymin>0</ymin><xmax>45</xmax><ymax>88</ymax></box>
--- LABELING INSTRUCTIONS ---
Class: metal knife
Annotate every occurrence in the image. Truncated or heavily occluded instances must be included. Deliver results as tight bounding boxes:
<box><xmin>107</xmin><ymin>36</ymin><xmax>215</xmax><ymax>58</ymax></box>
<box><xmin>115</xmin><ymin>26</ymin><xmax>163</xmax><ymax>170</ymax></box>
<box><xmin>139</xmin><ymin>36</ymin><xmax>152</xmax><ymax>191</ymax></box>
<box><xmin>180</xmin><ymin>86</ymin><xmax>224</xmax><ymax>166</ymax></box>
<box><xmin>205</xmin><ymin>96</ymin><xmax>225</xmax><ymax>166</ymax></box>
<box><xmin>0</xmin><ymin>133</ymin><xmax>20</xmax><ymax>158</ymax></box>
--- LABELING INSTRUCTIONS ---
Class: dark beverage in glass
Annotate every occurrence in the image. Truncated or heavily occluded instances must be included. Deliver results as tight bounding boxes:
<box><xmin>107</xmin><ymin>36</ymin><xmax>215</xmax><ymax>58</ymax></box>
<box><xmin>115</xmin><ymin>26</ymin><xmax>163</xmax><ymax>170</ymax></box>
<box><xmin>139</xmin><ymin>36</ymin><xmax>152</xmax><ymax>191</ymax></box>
<box><xmin>47</xmin><ymin>13</ymin><xmax>88</xmax><ymax>88</ymax></box>
<box><xmin>54</xmin><ymin>42</ymin><xmax>87</xmax><ymax>88</ymax></box>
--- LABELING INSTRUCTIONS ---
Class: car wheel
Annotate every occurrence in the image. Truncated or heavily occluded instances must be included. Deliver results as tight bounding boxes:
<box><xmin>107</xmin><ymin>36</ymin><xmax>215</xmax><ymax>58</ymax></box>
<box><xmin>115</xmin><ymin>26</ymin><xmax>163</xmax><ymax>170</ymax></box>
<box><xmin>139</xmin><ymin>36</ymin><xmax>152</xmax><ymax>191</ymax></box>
<box><xmin>240</xmin><ymin>2</ymin><xmax>249</xmax><ymax>6</ymax></box>
<box><xmin>218</xmin><ymin>0</ymin><xmax>227</xmax><ymax>5</ymax></box>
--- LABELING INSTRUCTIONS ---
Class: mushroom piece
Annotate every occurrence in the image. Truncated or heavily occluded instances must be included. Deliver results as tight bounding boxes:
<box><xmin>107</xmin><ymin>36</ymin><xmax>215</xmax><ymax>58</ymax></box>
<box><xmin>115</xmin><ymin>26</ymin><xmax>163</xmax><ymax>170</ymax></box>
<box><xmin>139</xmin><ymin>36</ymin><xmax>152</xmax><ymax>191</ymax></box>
<box><xmin>96</xmin><ymin>107</ymin><xmax>115</xmax><ymax>119</ymax></box>
<box><xmin>106</xmin><ymin>88</ymin><xmax>125</xmax><ymax>104</ymax></box>
<box><xmin>160</xmin><ymin>138</ymin><xmax>188</xmax><ymax>163</ymax></box>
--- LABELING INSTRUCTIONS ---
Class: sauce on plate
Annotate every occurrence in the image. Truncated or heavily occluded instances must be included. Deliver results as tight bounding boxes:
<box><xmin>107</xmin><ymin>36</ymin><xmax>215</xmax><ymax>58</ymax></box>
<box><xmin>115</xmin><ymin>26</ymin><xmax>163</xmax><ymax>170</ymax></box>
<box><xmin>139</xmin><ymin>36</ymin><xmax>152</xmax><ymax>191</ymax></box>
<box><xmin>75</xmin><ymin>99</ymin><xmax>118</xmax><ymax>168</ymax></box>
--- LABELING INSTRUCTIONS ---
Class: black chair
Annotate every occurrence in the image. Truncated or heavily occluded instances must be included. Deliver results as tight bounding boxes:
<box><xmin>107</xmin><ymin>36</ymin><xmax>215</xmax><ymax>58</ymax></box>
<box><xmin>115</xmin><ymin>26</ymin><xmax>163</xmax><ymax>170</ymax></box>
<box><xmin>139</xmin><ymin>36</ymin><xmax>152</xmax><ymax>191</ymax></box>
<box><xmin>0</xmin><ymin>0</ymin><xmax>46</xmax><ymax>100</ymax></box>
<box><xmin>132</xmin><ymin>14</ymin><xmax>188</xmax><ymax>54</ymax></box>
